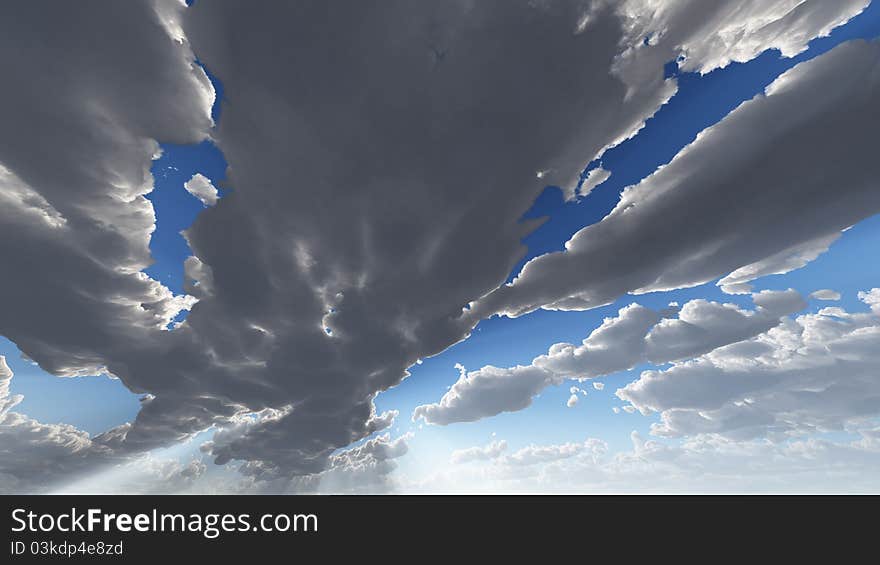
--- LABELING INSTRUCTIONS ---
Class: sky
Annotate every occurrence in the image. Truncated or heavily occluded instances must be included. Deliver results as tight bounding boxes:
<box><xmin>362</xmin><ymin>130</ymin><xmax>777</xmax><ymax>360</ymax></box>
<box><xmin>2</xmin><ymin>0</ymin><xmax>880</xmax><ymax>494</ymax></box>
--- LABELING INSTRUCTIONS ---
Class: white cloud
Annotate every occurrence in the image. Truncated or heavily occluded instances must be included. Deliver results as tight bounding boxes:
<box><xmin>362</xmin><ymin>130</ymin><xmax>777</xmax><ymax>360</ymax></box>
<box><xmin>810</xmin><ymin>289</ymin><xmax>841</xmax><ymax>301</ymax></box>
<box><xmin>415</xmin><ymin>291</ymin><xmax>804</xmax><ymax>425</ymax></box>
<box><xmin>413</xmin><ymin>364</ymin><xmax>560</xmax><ymax>426</ymax></box>
<box><xmin>615</xmin><ymin>0</ymin><xmax>869</xmax><ymax>76</ymax></box>
<box><xmin>313</xmin><ymin>433</ymin><xmax>413</xmax><ymax>493</ymax></box>
<box><xmin>505</xmin><ymin>439</ymin><xmax>606</xmax><ymax>467</ymax></box>
<box><xmin>579</xmin><ymin>167</ymin><xmax>611</xmax><ymax>196</ymax></box>
<box><xmin>183</xmin><ymin>173</ymin><xmax>219</xmax><ymax>206</ymax></box>
<box><xmin>451</xmin><ymin>440</ymin><xmax>508</xmax><ymax>464</ymax></box>
<box><xmin>859</xmin><ymin>288</ymin><xmax>880</xmax><ymax>312</ymax></box>
<box><xmin>618</xmin><ymin>288</ymin><xmax>880</xmax><ymax>439</ymax></box>
<box><xmin>720</xmin><ymin>282</ymin><xmax>754</xmax><ymax>295</ymax></box>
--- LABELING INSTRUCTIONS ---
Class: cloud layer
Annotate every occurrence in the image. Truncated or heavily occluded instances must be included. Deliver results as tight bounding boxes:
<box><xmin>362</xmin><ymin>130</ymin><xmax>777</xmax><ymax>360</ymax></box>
<box><xmin>411</xmin><ymin>428</ymin><xmax>880</xmax><ymax>493</ymax></box>
<box><xmin>0</xmin><ymin>0</ymin><xmax>873</xmax><ymax>486</ymax></box>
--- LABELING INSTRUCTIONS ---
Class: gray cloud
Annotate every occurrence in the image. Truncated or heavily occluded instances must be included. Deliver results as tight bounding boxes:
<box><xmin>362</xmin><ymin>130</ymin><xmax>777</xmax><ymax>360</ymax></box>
<box><xmin>414</xmin><ymin>290</ymin><xmax>805</xmax><ymax>425</ymax></box>
<box><xmin>1</xmin><ymin>351</ymin><xmax>408</xmax><ymax>493</ymax></box>
<box><xmin>0</xmin><ymin>0</ymin><xmax>212</xmax><ymax>382</ymax></box>
<box><xmin>469</xmin><ymin>38</ymin><xmax>880</xmax><ymax>320</ymax></box>
<box><xmin>163</xmin><ymin>0</ymin><xmax>687</xmax><ymax>473</ymax></box>
<box><xmin>619</xmin><ymin>289</ymin><xmax>880</xmax><ymax>440</ymax></box>
<box><xmin>810</xmin><ymin>288</ymin><xmax>841</xmax><ymax>301</ymax></box>
<box><xmin>167</xmin><ymin>1</ymin><xmax>871</xmax><ymax>473</ymax></box>
<box><xmin>719</xmin><ymin>233</ymin><xmax>841</xmax><ymax>295</ymax></box>
<box><xmin>0</xmin><ymin>0</ymin><xmax>869</xmax><ymax>485</ymax></box>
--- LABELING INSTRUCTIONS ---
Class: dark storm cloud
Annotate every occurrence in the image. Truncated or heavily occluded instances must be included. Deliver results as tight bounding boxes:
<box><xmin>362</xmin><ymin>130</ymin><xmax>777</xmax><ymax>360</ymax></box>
<box><xmin>169</xmin><ymin>0</ymin><xmax>676</xmax><ymax>473</ymax></box>
<box><xmin>175</xmin><ymin>0</ymin><xmax>867</xmax><ymax>474</ymax></box>
<box><xmin>0</xmin><ymin>0</ymin><xmax>212</xmax><ymax>378</ymax></box>
<box><xmin>0</xmin><ymin>0</ymin><xmax>871</xmax><ymax>485</ymax></box>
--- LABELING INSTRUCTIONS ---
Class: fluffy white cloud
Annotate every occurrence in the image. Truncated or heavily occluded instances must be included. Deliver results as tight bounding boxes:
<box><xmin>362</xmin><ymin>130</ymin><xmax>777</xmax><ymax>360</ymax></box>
<box><xmin>859</xmin><ymin>288</ymin><xmax>880</xmax><ymax>311</ymax></box>
<box><xmin>303</xmin><ymin>433</ymin><xmax>413</xmax><ymax>494</ymax></box>
<box><xmin>415</xmin><ymin>291</ymin><xmax>804</xmax><ymax>425</ymax></box>
<box><xmin>184</xmin><ymin>173</ymin><xmax>219</xmax><ymax>206</ymax></box>
<box><xmin>619</xmin><ymin>289</ymin><xmax>880</xmax><ymax>439</ymax></box>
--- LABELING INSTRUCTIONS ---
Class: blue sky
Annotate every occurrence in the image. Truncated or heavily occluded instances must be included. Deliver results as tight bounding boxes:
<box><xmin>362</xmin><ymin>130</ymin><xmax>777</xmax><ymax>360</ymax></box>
<box><xmin>3</xmin><ymin>1</ymin><xmax>880</xmax><ymax>492</ymax></box>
